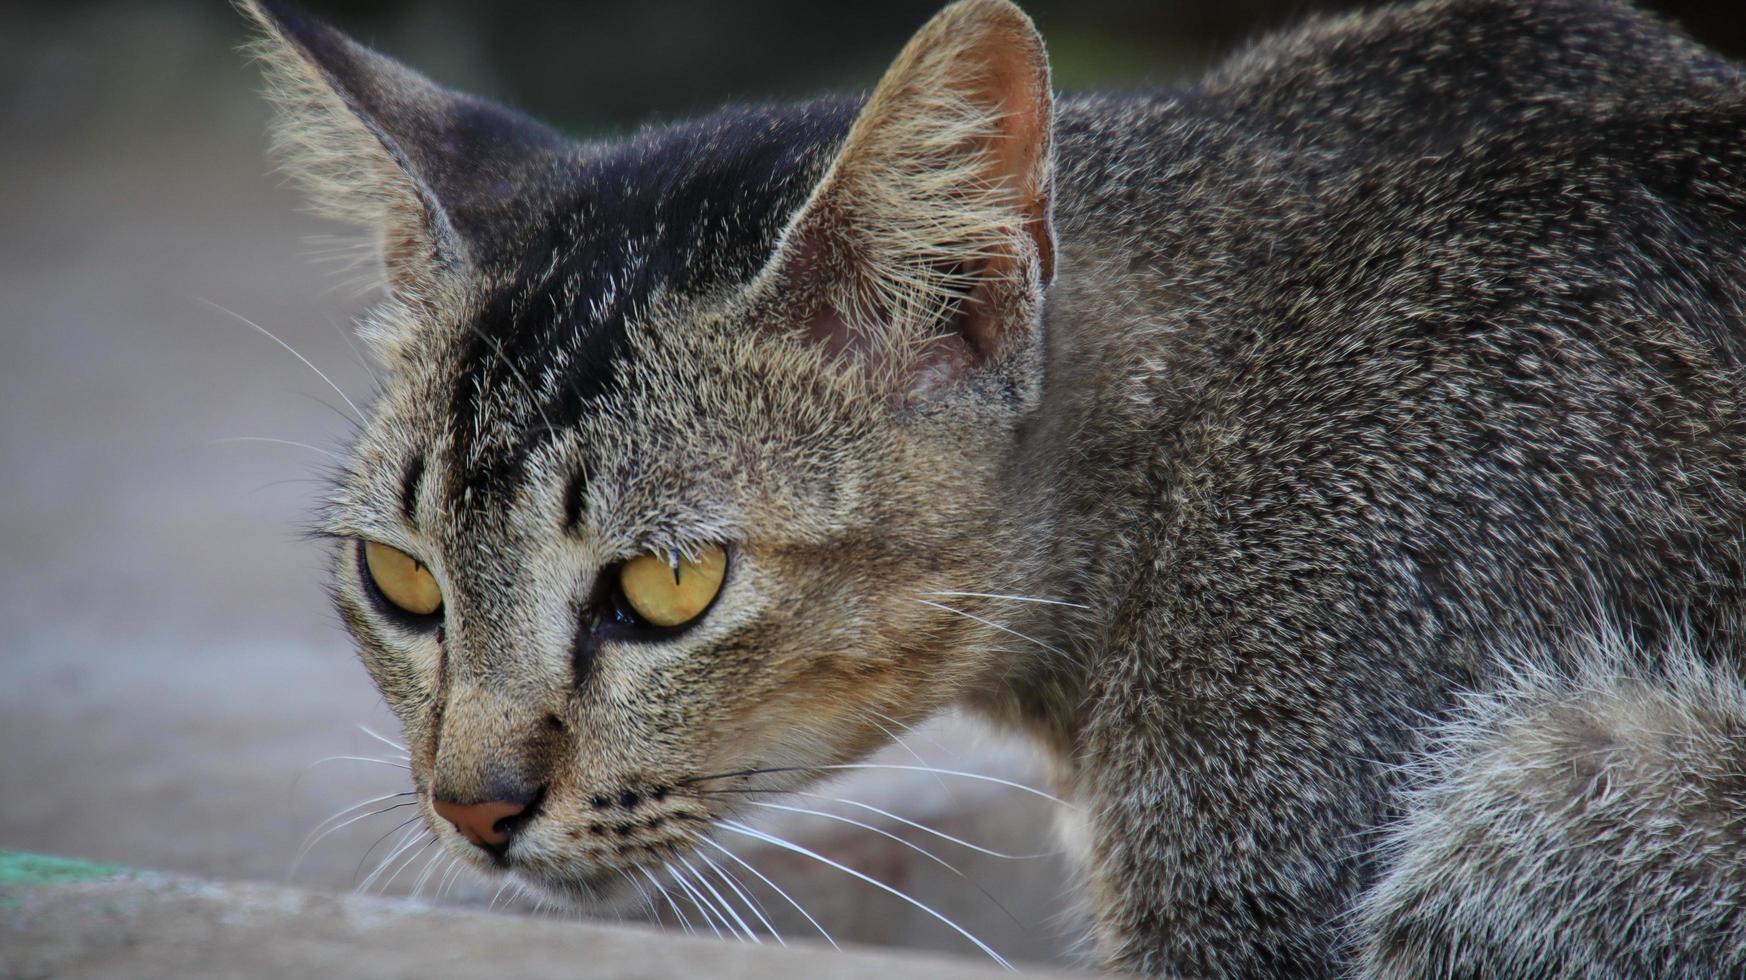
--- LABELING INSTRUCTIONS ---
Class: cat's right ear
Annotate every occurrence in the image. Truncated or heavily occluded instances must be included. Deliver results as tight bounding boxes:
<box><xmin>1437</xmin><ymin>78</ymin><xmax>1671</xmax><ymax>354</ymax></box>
<box><xmin>745</xmin><ymin>0</ymin><xmax>1054</xmax><ymax>400</ymax></box>
<box><xmin>240</xmin><ymin>2</ymin><xmax>572</xmax><ymax>342</ymax></box>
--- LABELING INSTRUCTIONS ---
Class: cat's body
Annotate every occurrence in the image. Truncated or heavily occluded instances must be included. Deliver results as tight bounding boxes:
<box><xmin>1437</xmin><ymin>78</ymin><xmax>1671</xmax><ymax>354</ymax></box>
<box><xmin>1019</xmin><ymin>4</ymin><xmax>1746</xmax><ymax>973</ymax></box>
<box><xmin>244</xmin><ymin>0</ymin><xmax>1746</xmax><ymax>975</ymax></box>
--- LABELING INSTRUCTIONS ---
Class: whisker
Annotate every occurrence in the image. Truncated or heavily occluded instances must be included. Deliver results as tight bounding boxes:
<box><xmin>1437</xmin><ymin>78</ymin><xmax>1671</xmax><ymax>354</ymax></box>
<box><xmin>353</xmin><ymin>815</ymin><xmax>423</xmax><ymax>885</ymax></box>
<box><xmin>782</xmin><ymin>791</ymin><xmax>1055</xmax><ymax>860</ymax></box>
<box><xmin>683</xmin><ymin>764</ymin><xmax>1076</xmax><ymax>809</ymax></box>
<box><xmin>366</xmin><ymin>826</ymin><xmax>434</xmax><ymax>895</ymax></box>
<box><xmin>302</xmin><ymin>755</ymin><xmax>411</xmax><ymax>772</ymax></box>
<box><xmin>615</xmin><ymin>868</ymin><xmax>662</xmax><ymax>923</ymax></box>
<box><xmin>666</xmin><ymin>859</ymin><xmax>729</xmax><ymax>940</ymax></box>
<box><xmin>698</xmin><ymin>837</ymin><xmax>837</xmax><ymax>949</ymax></box>
<box><xmin>326</xmin><ymin>314</ymin><xmax>382</xmax><ymax>397</ymax></box>
<box><xmin>919</xmin><ymin>590</ymin><xmax>1089</xmax><ymax>609</ymax></box>
<box><xmin>718</xmin><ymin>819</ymin><xmax>1013</xmax><ymax>970</ymax></box>
<box><xmin>249</xmin><ymin>476</ymin><xmax>330</xmax><ymax>494</ymax></box>
<box><xmin>915</xmin><ymin>598</ymin><xmax>1075</xmax><ymax>665</ymax></box>
<box><xmin>408</xmin><ymin>845</ymin><xmax>447</xmax><ymax>899</ymax></box>
<box><xmin>697</xmin><ymin>850</ymin><xmax>784</xmax><ymax>947</ymax></box>
<box><xmin>213</xmin><ymin>436</ymin><xmax>346</xmax><ymax>464</ymax></box>
<box><xmin>296</xmin><ymin>391</ymin><xmax>364</xmax><ymax>433</ymax></box>
<box><xmin>864</xmin><ymin>706</ymin><xmax>958</xmax><ymax>758</ymax></box>
<box><xmin>197</xmin><ymin>298</ymin><xmax>364</xmax><ymax>422</ymax></box>
<box><xmin>357</xmin><ymin>725</ymin><xmax>410</xmax><ymax>758</ymax></box>
<box><xmin>677</xmin><ymin>852</ymin><xmax>757</xmax><ymax>943</ymax></box>
<box><xmin>289</xmin><ymin>794</ymin><xmax>416</xmax><ymax>878</ymax></box>
<box><xmin>639</xmin><ymin>866</ymin><xmax>696</xmax><ymax>936</ymax></box>
<box><xmin>696</xmin><ymin>787</ymin><xmax>1056</xmax><ymax>860</ymax></box>
<box><xmin>437</xmin><ymin>857</ymin><xmax>469</xmax><ymax>903</ymax></box>
<box><xmin>792</xmin><ymin>791</ymin><xmax>1059</xmax><ymax>860</ymax></box>
<box><xmin>382</xmin><ymin>836</ymin><xmax>439</xmax><ymax>896</ymax></box>
<box><xmin>741</xmin><ymin>799</ymin><xmax>1032</xmax><ymax>931</ymax></box>
<box><xmin>357</xmin><ymin>822</ymin><xmax>426</xmax><ymax>893</ymax></box>
<box><xmin>743</xmin><ymin>799</ymin><xmax>970</xmax><ymax>878</ymax></box>
<box><xmin>853</xmin><ymin>708</ymin><xmax>953</xmax><ymax>797</ymax></box>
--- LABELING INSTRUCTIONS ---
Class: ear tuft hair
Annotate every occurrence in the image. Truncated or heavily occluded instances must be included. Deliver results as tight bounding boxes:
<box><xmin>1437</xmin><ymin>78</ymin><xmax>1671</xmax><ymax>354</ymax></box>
<box><xmin>238</xmin><ymin>1</ymin><xmax>574</xmax><ymax>319</ymax></box>
<box><xmin>751</xmin><ymin>0</ymin><xmax>1055</xmax><ymax>394</ymax></box>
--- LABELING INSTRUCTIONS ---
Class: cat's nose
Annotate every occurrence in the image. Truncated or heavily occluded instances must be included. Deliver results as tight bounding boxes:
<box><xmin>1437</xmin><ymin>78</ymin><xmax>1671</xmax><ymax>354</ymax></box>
<box><xmin>432</xmin><ymin>795</ymin><xmax>533</xmax><ymax>850</ymax></box>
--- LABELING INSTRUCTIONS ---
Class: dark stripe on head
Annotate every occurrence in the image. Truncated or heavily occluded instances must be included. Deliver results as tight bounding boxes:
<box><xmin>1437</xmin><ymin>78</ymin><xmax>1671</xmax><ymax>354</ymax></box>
<box><xmin>563</xmin><ymin>464</ymin><xmax>590</xmax><ymax>532</ymax></box>
<box><xmin>445</xmin><ymin>98</ymin><xmax>860</xmax><ymax>506</ymax></box>
<box><xmin>401</xmin><ymin>455</ymin><xmax>426</xmax><ymax>524</ymax></box>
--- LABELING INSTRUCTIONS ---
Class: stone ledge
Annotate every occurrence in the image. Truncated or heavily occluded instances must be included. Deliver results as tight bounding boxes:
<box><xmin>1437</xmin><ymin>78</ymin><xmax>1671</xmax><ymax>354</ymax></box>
<box><xmin>0</xmin><ymin>853</ymin><xmax>1090</xmax><ymax>979</ymax></box>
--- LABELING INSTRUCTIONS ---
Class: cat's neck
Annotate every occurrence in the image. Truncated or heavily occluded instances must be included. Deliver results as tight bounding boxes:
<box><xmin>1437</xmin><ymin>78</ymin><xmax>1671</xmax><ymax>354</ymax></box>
<box><xmin>962</xmin><ymin>95</ymin><xmax>1218</xmax><ymax>758</ymax></box>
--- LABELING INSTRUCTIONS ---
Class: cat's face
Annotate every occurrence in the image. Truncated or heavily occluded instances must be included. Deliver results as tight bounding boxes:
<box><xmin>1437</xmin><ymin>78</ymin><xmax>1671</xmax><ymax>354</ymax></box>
<box><xmin>248</xmin><ymin>0</ymin><xmax>1054</xmax><ymax>901</ymax></box>
<box><xmin>327</xmin><ymin>286</ymin><xmax>1020</xmax><ymax>898</ymax></box>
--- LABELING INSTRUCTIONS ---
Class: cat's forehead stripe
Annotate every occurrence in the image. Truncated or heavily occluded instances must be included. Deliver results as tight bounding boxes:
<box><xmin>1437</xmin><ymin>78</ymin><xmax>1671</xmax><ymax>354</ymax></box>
<box><xmin>441</xmin><ymin>100</ymin><xmax>857</xmax><ymax>502</ymax></box>
<box><xmin>400</xmin><ymin>455</ymin><xmax>425</xmax><ymax>524</ymax></box>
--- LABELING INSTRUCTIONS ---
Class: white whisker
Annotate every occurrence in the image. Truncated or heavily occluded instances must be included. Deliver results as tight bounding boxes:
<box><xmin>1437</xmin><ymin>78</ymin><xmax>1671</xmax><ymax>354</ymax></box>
<box><xmin>303</xmin><ymin>754</ymin><xmax>411</xmax><ymax>772</ymax></box>
<box><xmin>615</xmin><ymin>868</ymin><xmax>662</xmax><ymax>923</ymax></box>
<box><xmin>698</xmin><ymin>850</ymin><xmax>783</xmax><ymax>946</ymax></box>
<box><xmin>718</xmin><ymin>819</ymin><xmax>1012</xmax><ymax>970</ymax></box>
<box><xmin>793</xmin><ymin>791</ymin><xmax>1057</xmax><ymax>860</ymax></box>
<box><xmin>357</xmin><ymin>822</ymin><xmax>425</xmax><ymax>893</ymax></box>
<box><xmin>665</xmin><ymin>860</ymin><xmax>727</xmax><ymax>939</ymax></box>
<box><xmin>727</xmin><ymin>763</ymin><xmax>1076</xmax><ymax>809</ymax></box>
<box><xmin>699</xmin><ymin>837</ymin><xmax>837</xmax><ymax>949</ymax></box>
<box><xmin>915</xmin><ymin>597</ymin><xmax>1075</xmax><ymax>664</ymax></box>
<box><xmin>865</xmin><ymin>706</ymin><xmax>957</xmax><ymax>757</ymax></box>
<box><xmin>743</xmin><ymin>799</ymin><xmax>971</xmax><ymax>880</ymax></box>
<box><xmin>409</xmin><ymin>847</ymin><xmax>446</xmax><ymax>900</ymax></box>
<box><xmin>639</xmin><ymin>866</ymin><xmax>696</xmax><ymax>936</ymax></box>
<box><xmin>197</xmin><ymin>298</ymin><xmax>364</xmax><ymax>422</ymax></box>
<box><xmin>357</xmin><ymin>725</ymin><xmax>410</xmax><ymax>757</ymax></box>
<box><xmin>289</xmin><ymin>793</ymin><xmax>415</xmax><ymax>878</ymax></box>
<box><xmin>677</xmin><ymin>852</ymin><xmax>757</xmax><ymax>943</ymax></box>
<box><xmin>212</xmin><ymin>436</ymin><xmax>345</xmax><ymax>463</ymax></box>
<box><xmin>370</xmin><ymin>831</ymin><xmax>436</xmax><ymax>895</ymax></box>
<box><xmin>919</xmin><ymin>590</ymin><xmax>1089</xmax><ymax>609</ymax></box>
<box><xmin>435</xmin><ymin>857</ymin><xmax>464</xmax><ymax>903</ymax></box>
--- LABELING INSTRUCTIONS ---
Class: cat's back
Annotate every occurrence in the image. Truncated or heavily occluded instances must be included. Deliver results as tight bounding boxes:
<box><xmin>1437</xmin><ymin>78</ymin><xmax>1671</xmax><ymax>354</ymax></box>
<box><xmin>1045</xmin><ymin>0</ymin><xmax>1746</xmax><ymax>660</ymax></box>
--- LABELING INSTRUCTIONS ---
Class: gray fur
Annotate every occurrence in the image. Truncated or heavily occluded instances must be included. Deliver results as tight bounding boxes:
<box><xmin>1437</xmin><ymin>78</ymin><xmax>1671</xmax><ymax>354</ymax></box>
<box><xmin>242</xmin><ymin>0</ymin><xmax>1746</xmax><ymax>974</ymax></box>
<box><xmin>1356</xmin><ymin>632</ymin><xmax>1746</xmax><ymax>978</ymax></box>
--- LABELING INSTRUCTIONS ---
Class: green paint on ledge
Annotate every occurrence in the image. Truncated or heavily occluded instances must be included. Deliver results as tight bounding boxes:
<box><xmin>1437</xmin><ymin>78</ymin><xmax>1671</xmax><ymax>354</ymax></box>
<box><xmin>0</xmin><ymin>851</ymin><xmax>124</xmax><ymax>887</ymax></box>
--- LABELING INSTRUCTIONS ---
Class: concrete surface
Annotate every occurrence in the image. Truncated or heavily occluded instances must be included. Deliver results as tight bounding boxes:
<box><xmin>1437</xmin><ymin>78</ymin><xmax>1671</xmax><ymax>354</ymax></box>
<box><xmin>0</xmin><ymin>5</ymin><xmax>1086</xmax><ymax>974</ymax></box>
<box><xmin>0</xmin><ymin>852</ymin><xmax>1092</xmax><ymax>979</ymax></box>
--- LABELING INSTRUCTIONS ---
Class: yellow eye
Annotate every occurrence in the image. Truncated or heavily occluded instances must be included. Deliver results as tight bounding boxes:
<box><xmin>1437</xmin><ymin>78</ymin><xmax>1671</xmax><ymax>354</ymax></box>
<box><xmin>363</xmin><ymin>541</ymin><xmax>443</xmax><ymax>616</ymax></box>
<box><xmin>618</xmin><ymin>545</ymin><xmax>727</xmax><ymax>628</ymax></box>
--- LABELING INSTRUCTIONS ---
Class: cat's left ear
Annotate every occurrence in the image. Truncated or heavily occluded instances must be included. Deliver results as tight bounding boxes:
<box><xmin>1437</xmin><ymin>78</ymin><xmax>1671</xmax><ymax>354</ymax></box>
<box><xmin>241</xmin><ymin>1</ymin><xmax>573</xmax><ymax>333</ymax></box>
<box><xmin>748</xmin><ymin>0</ymin><xmax>1054</xmax><ymax>396</ymax></box>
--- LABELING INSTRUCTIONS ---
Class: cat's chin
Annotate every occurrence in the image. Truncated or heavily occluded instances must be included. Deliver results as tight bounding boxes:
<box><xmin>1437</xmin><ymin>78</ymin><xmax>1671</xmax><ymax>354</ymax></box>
<box><xmin>502</xmin><ymin>863</ymin><xmax>644</xmax><ymax>916</ymax></box>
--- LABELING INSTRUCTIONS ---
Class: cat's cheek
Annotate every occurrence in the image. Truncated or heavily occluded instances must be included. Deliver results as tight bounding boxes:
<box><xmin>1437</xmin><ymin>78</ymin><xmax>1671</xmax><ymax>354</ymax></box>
<box><xmin>355</xmin><ymin>631</ymin><xmax>444</xmax><ymax>722</ymax></box>
<box><xmin>405</xmin><ymin>633</ymin><xmax>445</xmax><ymax>696</ymax></box>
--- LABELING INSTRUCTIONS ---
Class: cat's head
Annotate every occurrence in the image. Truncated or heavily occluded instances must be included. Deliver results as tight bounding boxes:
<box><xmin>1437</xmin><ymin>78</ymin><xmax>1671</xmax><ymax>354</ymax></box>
<box><xmin>244</xmin><ymin>0</ymin><xmax>1055</xmax><ymax>902</ymax></box>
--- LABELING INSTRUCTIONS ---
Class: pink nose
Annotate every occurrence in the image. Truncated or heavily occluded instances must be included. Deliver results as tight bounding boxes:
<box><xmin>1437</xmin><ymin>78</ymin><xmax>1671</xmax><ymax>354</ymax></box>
<box><xmin>432</xmin><ymin>798</ymin><xmax>529</xmax><ymax>848</ymax></box>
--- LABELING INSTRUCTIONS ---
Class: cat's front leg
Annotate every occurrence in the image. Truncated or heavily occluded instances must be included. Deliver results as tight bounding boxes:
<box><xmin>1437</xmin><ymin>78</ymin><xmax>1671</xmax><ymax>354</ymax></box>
<box><xmin>1075</xmin><ymin>609</ymin><xmax>1407</xmax><ymax>978</ymax></box>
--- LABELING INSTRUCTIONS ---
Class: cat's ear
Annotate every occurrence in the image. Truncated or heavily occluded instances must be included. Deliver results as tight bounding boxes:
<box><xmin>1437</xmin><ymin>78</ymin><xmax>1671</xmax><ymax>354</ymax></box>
<box><xmin>749</xmin><ymin>0</ymin><xmax>1054</xmax><ymax>396</ymax></box>
<box><xmin>240</xmin><ymin>1</ymin><xmax>572</xmax><ymax>310</ymax></box>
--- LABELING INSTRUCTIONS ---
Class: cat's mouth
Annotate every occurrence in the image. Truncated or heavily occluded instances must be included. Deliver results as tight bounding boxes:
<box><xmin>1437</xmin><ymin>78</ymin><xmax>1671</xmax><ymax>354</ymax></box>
<box><xmin>426</xmin><ymin>783</ymin><xmax>721</xmax><ymax>901</ymax></box>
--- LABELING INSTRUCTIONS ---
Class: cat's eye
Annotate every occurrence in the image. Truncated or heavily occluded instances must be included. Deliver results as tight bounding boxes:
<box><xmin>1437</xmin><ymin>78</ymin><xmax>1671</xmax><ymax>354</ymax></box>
<box><xmin>617</xmin><ymin>545</ymin><xmax>727</xmax><ymax>628</ymax></box>
<box><xmin>363</xmin><ymin>540</ymin><xmax>443</xmax><ymax>617</ymax></box>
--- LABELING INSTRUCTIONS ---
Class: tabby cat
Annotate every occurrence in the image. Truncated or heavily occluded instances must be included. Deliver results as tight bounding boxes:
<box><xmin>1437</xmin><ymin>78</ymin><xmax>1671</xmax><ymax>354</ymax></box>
<box><xmin>244</xmin><ymin>0</ymin><xmax>1746</xmax><ymax>974</ymax></box>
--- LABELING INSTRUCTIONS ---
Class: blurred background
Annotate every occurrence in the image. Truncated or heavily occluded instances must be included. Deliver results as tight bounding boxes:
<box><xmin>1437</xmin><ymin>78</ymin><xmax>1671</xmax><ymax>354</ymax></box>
<box><xmin>2</xmin><ymin>0</ymin><xmax>1741</xmax><ymax>970</ymax></box>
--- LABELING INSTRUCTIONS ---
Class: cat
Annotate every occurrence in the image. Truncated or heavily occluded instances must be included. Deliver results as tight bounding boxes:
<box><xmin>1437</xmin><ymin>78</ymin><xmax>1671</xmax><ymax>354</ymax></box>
<box><xmin>242</xmin><ymin>0</ymin><xmax>1746</xmax><ymax>974</ymax></box>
